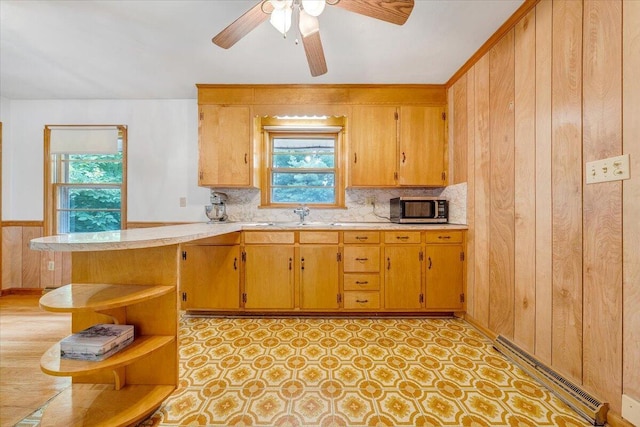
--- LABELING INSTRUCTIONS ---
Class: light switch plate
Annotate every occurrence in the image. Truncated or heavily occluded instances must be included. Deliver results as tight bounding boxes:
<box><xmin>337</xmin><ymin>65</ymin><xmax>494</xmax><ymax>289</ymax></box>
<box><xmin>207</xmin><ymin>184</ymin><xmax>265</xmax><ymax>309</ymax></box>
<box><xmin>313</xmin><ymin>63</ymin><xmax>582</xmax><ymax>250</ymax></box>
<box><xmin>586</xmin><ymin>154</ymin><xmax>630</xmax><ymax>184</ymax></box>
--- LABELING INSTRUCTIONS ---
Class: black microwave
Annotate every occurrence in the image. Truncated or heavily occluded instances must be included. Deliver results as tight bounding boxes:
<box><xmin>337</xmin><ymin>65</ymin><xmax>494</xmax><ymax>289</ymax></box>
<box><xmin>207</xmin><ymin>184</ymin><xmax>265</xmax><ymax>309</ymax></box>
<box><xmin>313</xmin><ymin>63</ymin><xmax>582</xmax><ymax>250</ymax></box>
<box><xmin>390</xmin><ymin>197</ymin><xmax>448</xmax><ymax>223</ymax></box>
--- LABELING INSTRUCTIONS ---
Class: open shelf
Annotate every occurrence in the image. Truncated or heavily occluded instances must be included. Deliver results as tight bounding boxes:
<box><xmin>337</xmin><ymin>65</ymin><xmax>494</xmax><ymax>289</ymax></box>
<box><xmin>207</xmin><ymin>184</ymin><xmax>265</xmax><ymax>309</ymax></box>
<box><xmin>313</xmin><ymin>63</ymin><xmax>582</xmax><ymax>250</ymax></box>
<box><xmin>40</xmin><ymin>283</ymin><xmax>174</xmax><ymax>313</ymax></box>
<box><xmin>41</xmin><ymin>335</ymin><xmax>174</xmax><ymax>377</ymax></box>
<box><xmin>40</xmin><ymin>383</ymin><xmax>174</xmax><ymax>427</ymax></box>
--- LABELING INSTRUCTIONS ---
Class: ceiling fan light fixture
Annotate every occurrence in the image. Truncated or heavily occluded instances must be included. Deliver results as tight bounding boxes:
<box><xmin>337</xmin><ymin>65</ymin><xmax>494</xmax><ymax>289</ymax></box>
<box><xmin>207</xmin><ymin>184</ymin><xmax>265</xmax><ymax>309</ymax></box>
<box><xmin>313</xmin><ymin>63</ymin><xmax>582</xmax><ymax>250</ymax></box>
<box><xmin>301</xmin><ymin>0</ymin><xmax>326</xmax><ymax>17</ymax></box>
<box><xmin>269</xmin><ymin>0</ymin><xmax>292</xmax><ymax>10</ymax></box>
<box><xmin>270</xmin><ymin>6</ymin><xmax>293</xmax><ymax>35</ymax></box>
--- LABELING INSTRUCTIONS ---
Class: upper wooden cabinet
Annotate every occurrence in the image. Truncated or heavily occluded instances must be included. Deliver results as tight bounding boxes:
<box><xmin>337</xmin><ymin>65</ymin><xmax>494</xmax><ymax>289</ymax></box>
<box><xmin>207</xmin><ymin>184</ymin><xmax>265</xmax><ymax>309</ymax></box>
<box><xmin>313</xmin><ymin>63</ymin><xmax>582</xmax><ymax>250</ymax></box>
<box><xmin>198</xmin><ymin>105</ymin><xmax>252</xmax><ymax>187</ymax></box>
<box><xmin>349</xmin><ymin>105</ymin><xmax>447</xmax><ymax>187</ymax></box>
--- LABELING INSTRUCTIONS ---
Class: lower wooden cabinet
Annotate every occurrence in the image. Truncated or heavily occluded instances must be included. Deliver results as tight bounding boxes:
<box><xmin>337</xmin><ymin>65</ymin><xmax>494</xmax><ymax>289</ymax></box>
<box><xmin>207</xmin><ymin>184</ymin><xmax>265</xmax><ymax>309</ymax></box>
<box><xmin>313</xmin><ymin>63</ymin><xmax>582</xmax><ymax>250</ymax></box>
<box><xmin>425</xmin><ymin>231</ymin><xmax>465</xmax><ymax>310</ymax></box>
<box><xmin>180</xmin><ymin>244</ymin><xmax>241</xmax><ymax>310</ymax></box>
<box><xmin>383</xmin><ymin>231</ymin><xmax>424</xmax><ymax>310</ymax></box>
<box><xmin>244</xmin><ymin>245</ymin><xmax>295</xmax><ymax>309</ymax></box>
<box><xmin>178</xmin><ymin>229</ymin><xmax>465</xmax><ymax>313</ymax></box>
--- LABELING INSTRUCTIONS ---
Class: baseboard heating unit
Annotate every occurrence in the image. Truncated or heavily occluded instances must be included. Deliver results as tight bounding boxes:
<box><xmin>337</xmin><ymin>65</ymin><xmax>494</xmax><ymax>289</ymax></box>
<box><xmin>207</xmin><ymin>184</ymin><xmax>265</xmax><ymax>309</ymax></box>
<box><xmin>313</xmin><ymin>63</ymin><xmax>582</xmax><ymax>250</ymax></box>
<box><xmin>493</xmin><ymin>335</ymin><xmax>608</xmax><ymax>426</ymax></box>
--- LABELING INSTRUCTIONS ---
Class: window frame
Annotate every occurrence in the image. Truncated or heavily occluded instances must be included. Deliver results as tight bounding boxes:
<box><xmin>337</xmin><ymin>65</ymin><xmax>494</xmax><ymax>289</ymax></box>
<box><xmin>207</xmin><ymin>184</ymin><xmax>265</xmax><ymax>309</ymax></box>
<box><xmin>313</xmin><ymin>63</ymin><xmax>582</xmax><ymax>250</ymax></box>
<box><xmin>44</xmin><ymin>125</ymin><xmax>128</xmax><ymax>235</ymax></box>
<box><xmin>260</xmin><ymin>117</ymin><xmax>345</xmax><ymax>208</ymax></box>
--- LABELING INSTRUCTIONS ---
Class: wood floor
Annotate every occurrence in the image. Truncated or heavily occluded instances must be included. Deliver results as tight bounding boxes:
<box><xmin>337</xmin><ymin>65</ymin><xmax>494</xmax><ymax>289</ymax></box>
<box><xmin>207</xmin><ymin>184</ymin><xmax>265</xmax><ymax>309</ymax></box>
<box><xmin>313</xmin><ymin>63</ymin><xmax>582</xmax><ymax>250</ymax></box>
<box><xmin>0</xmin><ymin>295</ymin><xmax>71</xmax><ymax>426</ymax></box>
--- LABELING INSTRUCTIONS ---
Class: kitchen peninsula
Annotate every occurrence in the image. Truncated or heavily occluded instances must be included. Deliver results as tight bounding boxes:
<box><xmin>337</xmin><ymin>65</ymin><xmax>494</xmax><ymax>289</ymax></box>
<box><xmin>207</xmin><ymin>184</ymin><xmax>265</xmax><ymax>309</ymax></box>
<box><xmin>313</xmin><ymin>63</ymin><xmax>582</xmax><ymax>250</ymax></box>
<box><xmin>29</xmin><ymin>221</ymin><xmax>466</xmax><ymax>426</ymax></box>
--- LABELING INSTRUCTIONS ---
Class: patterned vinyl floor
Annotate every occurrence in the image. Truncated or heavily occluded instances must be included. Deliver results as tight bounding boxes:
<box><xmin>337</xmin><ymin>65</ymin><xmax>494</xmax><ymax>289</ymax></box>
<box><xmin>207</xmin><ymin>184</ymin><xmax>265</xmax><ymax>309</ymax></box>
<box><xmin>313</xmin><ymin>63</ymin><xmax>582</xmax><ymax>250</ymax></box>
<box><xmin>136</xmin><ymin>316</ymin><xmax>589</xmax><ymax>427</ymax></box>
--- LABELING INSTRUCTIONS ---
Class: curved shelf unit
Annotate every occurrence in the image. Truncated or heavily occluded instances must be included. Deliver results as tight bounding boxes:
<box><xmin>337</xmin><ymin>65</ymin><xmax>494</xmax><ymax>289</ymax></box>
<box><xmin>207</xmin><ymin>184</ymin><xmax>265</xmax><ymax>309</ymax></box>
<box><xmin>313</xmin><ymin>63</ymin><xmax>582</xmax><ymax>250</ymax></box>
<box><xmin>39</xmin><ymin>283</ymin><xmax>174</xmax><ymax>313</ymax></box>
<box><xmin>38</xmin><ymin>279</ymin><xmax>178</xmax><ymax>427</ymax></box>
<box><xmin>41</xmin><ymin>335</ymin><xmax>174</xmax><ymax>377</ymax></box>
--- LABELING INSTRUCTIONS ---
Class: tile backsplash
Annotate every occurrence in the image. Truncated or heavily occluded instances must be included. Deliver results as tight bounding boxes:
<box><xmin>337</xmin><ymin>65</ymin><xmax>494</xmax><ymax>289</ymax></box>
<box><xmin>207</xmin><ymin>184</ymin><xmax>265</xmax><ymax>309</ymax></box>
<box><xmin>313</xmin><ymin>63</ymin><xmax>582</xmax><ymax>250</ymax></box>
<box><xmin>212</xmin><ymin>183</ymin><xmax>467</xmax><ymax>224</ymax></box>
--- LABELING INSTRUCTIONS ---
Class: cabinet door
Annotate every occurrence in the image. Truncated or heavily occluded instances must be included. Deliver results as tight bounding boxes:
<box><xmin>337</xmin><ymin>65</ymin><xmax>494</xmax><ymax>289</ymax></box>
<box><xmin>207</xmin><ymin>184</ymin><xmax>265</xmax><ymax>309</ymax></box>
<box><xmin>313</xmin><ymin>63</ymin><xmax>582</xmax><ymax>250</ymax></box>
<box><xmin>399</xmin><ymin>106</ymin><xmax>447</xmax><ymax>186</ymax></box>
<box><xmin>300</xmin><ymin>245</ymin><xmax>340</xmax><ymax>309</ymax></box>
<box><xmin>349</xmin><ymin>106</ymin><xmax>398</xmax><ymax>186</ymax></box>
<box><xmin>244</xmin><ymin>245</ymin><xmax>294</xmax><ymax>309</ymax></box>
<box><xmin>384</xmin><ymin>246</ymin><xmax>423</xmax><ymax>309</ymax></box>
<box><xmin>425</xmin><ymin>245</ymin><xmax>464</xmax><ymax>310</ymax></box>
<box><xmin>199</xmin><ymin>105</ymin><xmax>251</xmax><ymax>187</ymax></box>
<box><xmin>180</xmin><ymin>245</ymin><xmax>240</xmax><ymax>310</ymax></box>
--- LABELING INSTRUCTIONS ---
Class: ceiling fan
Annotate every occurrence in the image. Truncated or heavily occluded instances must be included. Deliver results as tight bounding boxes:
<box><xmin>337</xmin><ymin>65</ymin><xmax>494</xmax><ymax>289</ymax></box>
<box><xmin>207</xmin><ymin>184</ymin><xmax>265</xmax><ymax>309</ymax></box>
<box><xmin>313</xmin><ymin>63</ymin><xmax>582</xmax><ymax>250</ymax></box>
<box><xmin>212</xmin><ymin>0</ymin><xmax>415</xmax><ymax>77</ymax></box>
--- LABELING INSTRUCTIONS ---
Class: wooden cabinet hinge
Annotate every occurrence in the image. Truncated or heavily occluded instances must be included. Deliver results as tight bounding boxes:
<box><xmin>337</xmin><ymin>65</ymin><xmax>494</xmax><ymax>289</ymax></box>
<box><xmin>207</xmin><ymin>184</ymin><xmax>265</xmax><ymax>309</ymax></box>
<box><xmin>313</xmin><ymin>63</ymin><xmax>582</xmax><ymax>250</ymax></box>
<box><xmin>337</xmin><ymin>252</ymin><xmax>342</xmax><ymax>262</ymax></box>
<box><xmin>199</xmin><ymin>111</ymin><xmax>204</xmax><ymax>121</ymax></box>
<box><xmin>242</xmin><ymin>251</ymin><xmax>246</xmax><ymax>262</ymax></box>
<box><xmin>460</xmin><ymin>252</ymin><xmax>465</xmax><ymax>261</ymax></box>
<box><xmin>337</xmin><ymin>293</ymin><xmax>342</xmax><ymax>303</ymax></box>
<box><xmin>394</xmin><ymin>111</ymin><xmax>399</xmax><ymax>120</ymax></box>
<box><xmin>419</xmin><ymin>293</ymin><xmax>424</xmax><ymax>303</ymax></box>
<box><xmin>441</xmin><ymin>171</ymin><xmax>446</xmax><ymax>182</ymax></box>
<box><xmin>419</xmin><ymin>251</ymin><xmax>424</xmax><ymax>261</ymax></box>
<box><xmin>442</xmin><ymin>112</ymin><xmax>446</xmax><ymax>120</ymax></box>
<box><xmin>182</xmin><ymin>251</ymin><xmax>187</xmax><ymax>260</ymax></box>
<box><xmin>460</xmin><ymin>293</ymin><xmax>465</xmax><ymax>303</ymax></box>
<box><xmin>394</xmin><ymin>171</ymin><xmax>398</xmax><ymax>180</ymax></box>
<box><xmin>182</xmin><ymin>292</ymin><xmax>187</xmax><ymax>302</ymax></box>
<box><xmin>242</xmin><ymin>293</ymin><xmax>247</xmax><ymax>304</ymax></box>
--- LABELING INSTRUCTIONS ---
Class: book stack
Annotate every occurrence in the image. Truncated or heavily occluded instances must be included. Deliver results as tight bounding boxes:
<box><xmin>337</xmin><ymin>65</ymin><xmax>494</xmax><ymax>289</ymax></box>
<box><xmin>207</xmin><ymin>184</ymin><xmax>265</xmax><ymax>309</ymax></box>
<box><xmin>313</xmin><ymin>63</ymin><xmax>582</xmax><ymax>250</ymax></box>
<box><xmin>60</xmin><ymin>324</ymin><xmax>134</xmax><ymax>361</ymax></box>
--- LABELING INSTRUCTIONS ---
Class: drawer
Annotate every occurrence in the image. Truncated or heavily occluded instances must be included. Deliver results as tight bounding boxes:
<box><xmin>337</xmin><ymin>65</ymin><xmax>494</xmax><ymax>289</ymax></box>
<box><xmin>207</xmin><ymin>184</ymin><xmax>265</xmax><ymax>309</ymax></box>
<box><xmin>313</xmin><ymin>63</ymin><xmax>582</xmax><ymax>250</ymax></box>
<box><xmin>343</xmin><ymin>231</ymin><xmax>380</xmax><ymax>244</ymax></box>
<box><xmin>344</xmin><ymin>292</ymin><xmax>380</xmax><ymax>309</ymax></box>
<box><xmin>384</xmin><ymin>231</ymin><xmax>422</xmax><ymax>244</ymax></box>
<box><xmin>344</xmin><ymin>274</ymin><xmax>380</xmax><ymax>291</ymax></box>
<box><xmin>425</xmin><ymin>230</ymin><xmax>463</xmax><ymax>244</ymax></box>
<box><xmin>299</xmin><ymin>231</ymin><xmax>339</xmax><ymax>244</ymax></box>
<box><xmin>243</xmin><ymin>231</ymin><xmax>295</xmax><ymax>244</ymax></box>
<box><xmin>343</xmin><ymin>246</ymin><xmax>380</xmax><ymax>273</ymax></box>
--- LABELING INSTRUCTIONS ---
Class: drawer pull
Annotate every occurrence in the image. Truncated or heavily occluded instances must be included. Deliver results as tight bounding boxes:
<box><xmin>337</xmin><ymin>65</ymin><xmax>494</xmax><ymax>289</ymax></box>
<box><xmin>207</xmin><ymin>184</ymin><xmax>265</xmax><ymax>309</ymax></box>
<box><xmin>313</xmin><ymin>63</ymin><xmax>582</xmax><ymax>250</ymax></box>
<box><xmin>438</xmin><ymin>235</ymin><xmax>451</xmax><ymax>240</ymax></box>
<box><xmin>355</xmin><ymin>257</ymin><xmax>369</xmax><ymax>262</ymax></box>
<box><xmin>356</xmin><ymin>299</ymin><xmax>369</xmax><ymax>303</ymax></box>
<box><xmin>356</xmin><ymin>236</ymin><xmax>368</xmax><ymax>241</ymax></box>
<box><xmin>355</xmin><ymin>281</ymin><xmax>369</xmax><ymax>285</ymax></box>
<box><xmin>396</xmin><ymin>236</ymin><xmax>410</xmax><ymax>240</ymax></box>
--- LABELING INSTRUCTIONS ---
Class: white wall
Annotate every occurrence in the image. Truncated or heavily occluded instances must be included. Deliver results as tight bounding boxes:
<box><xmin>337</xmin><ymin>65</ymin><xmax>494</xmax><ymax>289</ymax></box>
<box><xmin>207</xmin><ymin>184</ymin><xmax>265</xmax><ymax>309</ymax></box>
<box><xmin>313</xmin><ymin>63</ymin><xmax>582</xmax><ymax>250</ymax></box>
<box><xmin>2</xmin><ymin>99</ymin><xmax>209</xmax><ymax>221</ymax></box>
<box><xmin>1</xmin><ymin>98</ymin><xmax>468</xmax><ymax>224</ymax></box>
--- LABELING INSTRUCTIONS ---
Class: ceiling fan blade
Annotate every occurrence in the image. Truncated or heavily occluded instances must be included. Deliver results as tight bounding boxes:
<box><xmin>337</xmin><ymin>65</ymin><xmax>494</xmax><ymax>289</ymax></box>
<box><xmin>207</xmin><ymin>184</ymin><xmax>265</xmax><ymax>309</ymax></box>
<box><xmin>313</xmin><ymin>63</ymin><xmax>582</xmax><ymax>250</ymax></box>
<box><xmin>329</xmin><ymin>0</ymin><xmax>414</xmax><ymax>26</ymax></box>
<box><xmin>212</xmin><ymin>1</ymin><xmax>274</xmax><ymax>49</ymax></box>
<box><xmin>299</xmin><ymin>11</ymin><xmax>328</xmax><ymax>77</ymax></box>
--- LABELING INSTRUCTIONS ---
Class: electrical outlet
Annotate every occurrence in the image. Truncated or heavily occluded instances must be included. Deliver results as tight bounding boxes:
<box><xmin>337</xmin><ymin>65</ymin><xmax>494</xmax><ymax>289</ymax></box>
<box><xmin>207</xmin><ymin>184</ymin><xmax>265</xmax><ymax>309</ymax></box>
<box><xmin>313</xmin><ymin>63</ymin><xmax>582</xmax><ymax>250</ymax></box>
<box><xmin>586</xmin><ymin>154</ymin><xmax>630</xmax><ymax>184</ymax></box>
<box><xmin>179</xmin><ymin>197</ymin><xmax>187</xmax><ymax>207</ymax></box>
<box><xmin>365</xmin><ymin>196</ymin><xmax>375</xmax><ymax>206</ymax></box>
<box><xmin>622</xmin><ymin>394</ymin><xmax>640</xmax><ymax>426</ymax></box>
<box><xmin>47</xmin><ymin>261</ymin><xmax>55</xmax><ymax>271</ymax></box>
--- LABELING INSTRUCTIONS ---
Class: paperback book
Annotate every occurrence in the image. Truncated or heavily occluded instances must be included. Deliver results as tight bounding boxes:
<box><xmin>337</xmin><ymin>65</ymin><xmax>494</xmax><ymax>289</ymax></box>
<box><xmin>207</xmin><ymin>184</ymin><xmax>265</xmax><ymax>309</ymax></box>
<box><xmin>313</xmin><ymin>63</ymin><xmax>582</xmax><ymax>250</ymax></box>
<box><xmin>60</xmin><ymin>323</ymin><xmax>134</xmax><ymax>361</ymax></box>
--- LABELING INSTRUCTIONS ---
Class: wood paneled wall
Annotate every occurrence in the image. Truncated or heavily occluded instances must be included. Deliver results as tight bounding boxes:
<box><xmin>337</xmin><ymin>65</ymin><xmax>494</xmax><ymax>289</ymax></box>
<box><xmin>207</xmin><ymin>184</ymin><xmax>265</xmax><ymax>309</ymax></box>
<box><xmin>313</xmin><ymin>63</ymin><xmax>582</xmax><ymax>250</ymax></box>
<box><xmin>451</xmin><ymin>0</ymin><xmax>639</xmax><ymax>414</ymax></box>
<box><xmin>1</xmin><ymin>224</ymin><xmax>72</xmax><ymax>291</ymax></box>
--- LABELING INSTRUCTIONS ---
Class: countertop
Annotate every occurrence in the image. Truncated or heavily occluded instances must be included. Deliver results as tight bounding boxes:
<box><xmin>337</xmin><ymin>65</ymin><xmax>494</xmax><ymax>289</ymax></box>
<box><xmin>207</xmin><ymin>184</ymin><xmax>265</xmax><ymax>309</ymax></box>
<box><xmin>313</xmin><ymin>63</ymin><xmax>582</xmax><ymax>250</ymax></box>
<box><xmin>29</xmin><ymin>222</ymin><xmax>468</xmax><ymax>252</ymax></box>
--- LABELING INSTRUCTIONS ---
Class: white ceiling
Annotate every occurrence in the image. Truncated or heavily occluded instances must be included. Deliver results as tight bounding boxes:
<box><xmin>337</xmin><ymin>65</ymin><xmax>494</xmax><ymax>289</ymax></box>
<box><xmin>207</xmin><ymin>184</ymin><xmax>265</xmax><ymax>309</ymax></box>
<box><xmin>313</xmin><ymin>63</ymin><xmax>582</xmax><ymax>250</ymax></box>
<box><xmin>0</xmin><ymin>0</ymin><xmax>524</xmax><ymax>100</ymax></box>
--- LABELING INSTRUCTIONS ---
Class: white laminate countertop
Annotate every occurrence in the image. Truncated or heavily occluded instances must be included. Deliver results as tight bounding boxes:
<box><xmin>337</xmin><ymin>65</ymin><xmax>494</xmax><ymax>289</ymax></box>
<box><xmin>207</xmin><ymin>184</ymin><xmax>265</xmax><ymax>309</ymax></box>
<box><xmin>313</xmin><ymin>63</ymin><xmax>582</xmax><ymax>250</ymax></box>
<box><xmin>29</xmin><ymin>222</ymin><xmax>468</xmax><ymax>252</ymax></box>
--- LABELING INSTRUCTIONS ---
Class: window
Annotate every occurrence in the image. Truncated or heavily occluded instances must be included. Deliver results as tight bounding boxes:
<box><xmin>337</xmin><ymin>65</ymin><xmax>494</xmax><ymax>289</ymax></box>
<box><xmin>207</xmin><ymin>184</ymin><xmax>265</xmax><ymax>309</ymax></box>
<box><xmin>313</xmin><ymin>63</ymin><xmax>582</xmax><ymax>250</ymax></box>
<box><xmin>261</xmin><ymin>117</ymin><xmax>345</xmax><ymax>207</ymax></box>
<box><xmin>44</xmin><ymin>125</ymin><xmax>127</xmax><ymax>235</ymax></box>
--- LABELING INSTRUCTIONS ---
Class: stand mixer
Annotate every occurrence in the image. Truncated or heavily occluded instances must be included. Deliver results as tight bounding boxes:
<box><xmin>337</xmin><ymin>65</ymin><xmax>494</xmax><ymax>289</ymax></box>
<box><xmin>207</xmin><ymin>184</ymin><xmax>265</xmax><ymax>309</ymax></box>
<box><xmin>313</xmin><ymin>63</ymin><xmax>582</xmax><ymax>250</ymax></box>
<box><xmin>205</xmin><ymin>191</ymin><xmax>228</xmax><ymax>223</ymax></box>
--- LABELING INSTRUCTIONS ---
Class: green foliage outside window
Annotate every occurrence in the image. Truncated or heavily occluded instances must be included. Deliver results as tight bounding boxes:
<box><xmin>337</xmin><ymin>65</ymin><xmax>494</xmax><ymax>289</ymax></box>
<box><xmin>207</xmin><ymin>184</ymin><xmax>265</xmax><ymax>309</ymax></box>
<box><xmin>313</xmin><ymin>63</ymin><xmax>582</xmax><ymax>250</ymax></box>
<box><xmin>58</xmin><ymin>152</ymin><xmax>123</xmax><ymax>233</ymax></box>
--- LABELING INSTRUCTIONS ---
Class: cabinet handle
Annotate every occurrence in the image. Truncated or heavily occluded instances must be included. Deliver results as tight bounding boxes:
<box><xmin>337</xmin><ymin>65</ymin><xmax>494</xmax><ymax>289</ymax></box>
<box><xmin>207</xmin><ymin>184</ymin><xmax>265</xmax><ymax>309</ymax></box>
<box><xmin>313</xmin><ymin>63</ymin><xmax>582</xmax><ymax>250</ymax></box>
<box><xmin>233</xmin><ymin>258</ymin><xmax>237</xmax><ymax>270</ymax></box>
<box><xmin>301</xmin><ymin>257</ymin><xmax>305</xmax><ymax>270</ymax></box>
<box><xmin>428</xmin><ymin>257</ymin><xmax>432</xmax><ymax>270</ymax></box>
<box><xmin>355</xmin><ymin>257</ymin><xmax>369</xmax><ymax>262</ymax></box>
<box><xmin>356</xmin><ymin>236</ymin><xmax>368</xmax><ymax>241</ymax></box>
<box><xmin>355</xmin><ymin>281</ymin><xmax>369</xmax><ymax>285</ymax></box>
<box><xmin>244</xmin><ymin>153</ymin><xmax>248</xmax><ymax>164</ymax></box>
<box><xmin>402</xmin><ymin>152</ymin><xmax>406</xmax><ymax>163</ymax></box>
<box><xmin>356</xmin><ymin>299</ymin><xmax>369</xmax><ymax>304</ymax></box>
<box><xmin>438</xmin><ymin>235</ymin><xmax>451</xmax><ymax>240</ymax></box>
<box><xmin>387</xmin><ymin>257</ymin><xmax>391</xmax><ymax>270</ymax></box>
<box><xmin>354</xmin><ymin>153</ymin><xmax>358</xmax><ymax>164</ymax></box>
<box><xmin>396</xmin><ymin>236</ymin><xmax>409</xmax><ymax>240</ymax></box>
<box><xmin>289</xmin><ymin>257</ymin><xmax>292</xmax><ymax>270</ymax></box>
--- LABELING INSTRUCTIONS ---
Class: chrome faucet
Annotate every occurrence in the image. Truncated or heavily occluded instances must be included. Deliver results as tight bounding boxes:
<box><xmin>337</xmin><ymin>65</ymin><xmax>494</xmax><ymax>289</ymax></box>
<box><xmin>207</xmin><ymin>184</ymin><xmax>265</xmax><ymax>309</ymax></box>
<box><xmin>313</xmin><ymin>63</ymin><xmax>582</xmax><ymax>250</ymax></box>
<box><xmin>293</xmin><ymin>205</ymin><xmax>310</xmax><ymax>224</ymax></box>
